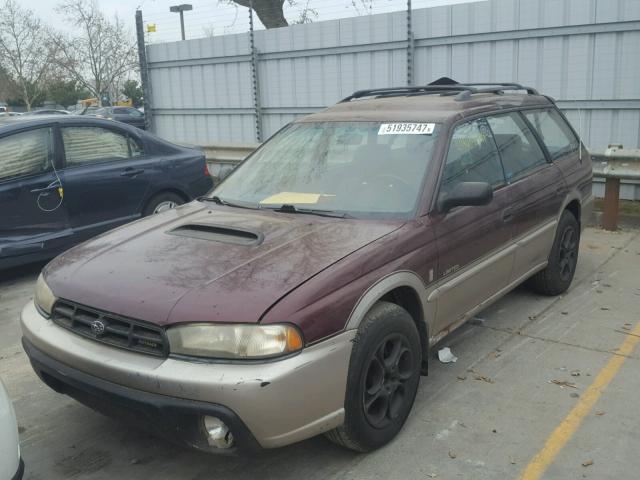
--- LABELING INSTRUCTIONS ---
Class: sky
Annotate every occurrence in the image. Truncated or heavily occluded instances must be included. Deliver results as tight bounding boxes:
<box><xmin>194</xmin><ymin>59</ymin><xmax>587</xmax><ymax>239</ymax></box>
<box><xmin>23</xmin><ymin>0</ymin><xmax>480</xmax><ymax>44</ymax></box>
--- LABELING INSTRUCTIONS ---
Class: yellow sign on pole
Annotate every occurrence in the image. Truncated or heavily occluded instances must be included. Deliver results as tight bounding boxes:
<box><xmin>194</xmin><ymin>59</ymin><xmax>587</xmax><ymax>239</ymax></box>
<box><xmin>146</xmin><ymin>23</ymin><xmax>156</xmax><ymax>33</ymax></box>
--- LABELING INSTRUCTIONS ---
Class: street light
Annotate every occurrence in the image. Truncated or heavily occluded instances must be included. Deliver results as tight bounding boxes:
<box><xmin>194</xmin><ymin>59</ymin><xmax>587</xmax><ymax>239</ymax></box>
<box><xmin>169</xmin><ymin>4</ymin><xmax>192</xmax><ymax>41</ymax></box>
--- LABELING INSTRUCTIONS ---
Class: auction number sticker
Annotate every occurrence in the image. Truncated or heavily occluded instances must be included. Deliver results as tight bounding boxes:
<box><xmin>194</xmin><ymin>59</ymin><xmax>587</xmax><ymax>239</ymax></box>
<box><xmin>378</xmin><ymin>123</ymin><xmax>435</xmax><ymax>135</ymax></box>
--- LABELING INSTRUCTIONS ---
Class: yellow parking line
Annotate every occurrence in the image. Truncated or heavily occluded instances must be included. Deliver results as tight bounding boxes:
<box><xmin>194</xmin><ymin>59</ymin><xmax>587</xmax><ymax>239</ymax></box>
<box><xmin>519</xmin><ymin>321</ymin><xmax>640</xmax><ymax>480</ymax></box>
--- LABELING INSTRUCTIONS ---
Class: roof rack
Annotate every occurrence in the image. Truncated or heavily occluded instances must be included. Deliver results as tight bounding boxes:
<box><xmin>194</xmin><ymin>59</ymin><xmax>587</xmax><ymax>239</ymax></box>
<box><xmin>339</xmin><ymin>82</ymin><xmax>539</xmax><ymax>103</ymax></box>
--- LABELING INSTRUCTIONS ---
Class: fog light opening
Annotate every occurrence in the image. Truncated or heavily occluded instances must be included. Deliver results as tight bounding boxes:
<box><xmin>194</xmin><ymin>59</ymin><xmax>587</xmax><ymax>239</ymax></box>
<box><xmin>203</xmin><ymin>416</ymin><xmax>235</xmax><ymax>449</ymax></box>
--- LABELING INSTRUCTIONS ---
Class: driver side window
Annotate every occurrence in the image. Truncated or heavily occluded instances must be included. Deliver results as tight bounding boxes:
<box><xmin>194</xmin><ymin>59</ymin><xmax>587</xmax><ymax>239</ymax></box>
<box><xmin>440</xmin><ymin>118</ymin><xmax>505</xmax><ymax>198</ymax></box>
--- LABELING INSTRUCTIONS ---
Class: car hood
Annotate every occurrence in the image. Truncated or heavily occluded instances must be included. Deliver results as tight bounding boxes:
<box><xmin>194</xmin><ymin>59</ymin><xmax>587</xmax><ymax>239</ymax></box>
<box><xmin>45</xmin><ymin>202</ymin><xmax>403</xmax><ymax>326</ymax></box>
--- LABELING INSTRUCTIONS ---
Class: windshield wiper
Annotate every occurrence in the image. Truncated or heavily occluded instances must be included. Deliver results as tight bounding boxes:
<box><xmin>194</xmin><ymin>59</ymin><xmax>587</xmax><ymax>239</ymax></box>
<box><xmin>198</xmin><ymin>195</ymin><xmax>259</xmax><ymax>210</ymax></box>
<box><xmin>267</xmin><ymin>204</ymin><xmax>351</xmax><ymax>218</ymax></box>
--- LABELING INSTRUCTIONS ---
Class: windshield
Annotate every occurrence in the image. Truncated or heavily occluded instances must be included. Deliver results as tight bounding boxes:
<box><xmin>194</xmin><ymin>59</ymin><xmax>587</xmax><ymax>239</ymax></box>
<box><xmin>211</xmin><ymin>121</ymin><xmax>439</xmax><ymax>218</ymax></box>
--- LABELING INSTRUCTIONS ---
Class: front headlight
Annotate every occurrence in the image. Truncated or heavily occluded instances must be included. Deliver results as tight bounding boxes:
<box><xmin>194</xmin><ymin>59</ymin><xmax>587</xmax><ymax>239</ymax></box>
<box><xmin>35</xmin><ymin>273</ymin><xmax>57</xmax><ymax>316</ymax></box>
<box><xmin>167</xmin><ymin>323</ymin><xmax>304</xmax><ymax>360</ymax></box>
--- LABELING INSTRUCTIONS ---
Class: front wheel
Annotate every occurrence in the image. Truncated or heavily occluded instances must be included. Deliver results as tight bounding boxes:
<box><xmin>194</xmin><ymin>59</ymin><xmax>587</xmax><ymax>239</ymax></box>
<box><xmin>325</xmin><ymin>302</ymin><xmax>421</xmax><ymax>452</ymax></box>
<box><xmin>527</xmin><ymin>210</ymin><xmax>580</xmax><ymax>296</ymax></box>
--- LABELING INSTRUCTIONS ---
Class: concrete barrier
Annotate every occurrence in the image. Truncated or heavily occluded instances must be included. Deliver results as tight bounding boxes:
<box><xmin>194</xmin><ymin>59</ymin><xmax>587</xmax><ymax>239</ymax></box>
<box><xmin>201</xmin><ymin>143</ymin><xmax>259</xmax><ymax>183</ymax></box>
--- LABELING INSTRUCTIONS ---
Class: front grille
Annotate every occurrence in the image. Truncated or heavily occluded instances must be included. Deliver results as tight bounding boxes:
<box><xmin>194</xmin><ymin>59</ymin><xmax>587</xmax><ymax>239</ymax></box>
<box><xmin>51</xmin><ymin>299</ymin><xmax>169</xmax><ymax>357</ymax></box>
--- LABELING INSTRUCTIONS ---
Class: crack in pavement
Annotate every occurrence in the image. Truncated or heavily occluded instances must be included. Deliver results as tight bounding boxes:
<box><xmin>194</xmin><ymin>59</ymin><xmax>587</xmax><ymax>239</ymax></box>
<box><xmin>468</xmin><ymin>230</ymin><xmax>640</xmax><ymax>368</ymax></box>
<box><xmin>472</xmin><ymin>323</ymin><xmax>640</xmax><ymax>361</ymax></box>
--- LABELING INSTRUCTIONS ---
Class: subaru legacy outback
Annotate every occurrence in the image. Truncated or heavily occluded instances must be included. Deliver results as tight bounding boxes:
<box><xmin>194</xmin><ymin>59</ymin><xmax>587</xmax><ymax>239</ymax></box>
<box><xmin>22</xmin><ymin>80</ymin><xmax>592</xmax><ymax>453</ymax></box>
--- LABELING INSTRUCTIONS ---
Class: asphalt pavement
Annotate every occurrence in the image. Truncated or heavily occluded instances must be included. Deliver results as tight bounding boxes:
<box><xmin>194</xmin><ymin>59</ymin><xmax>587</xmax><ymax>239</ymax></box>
<box><xmin>1</xmin><ymin>226</ymin><xmax>639</xmax><ymax>480</ymax></box>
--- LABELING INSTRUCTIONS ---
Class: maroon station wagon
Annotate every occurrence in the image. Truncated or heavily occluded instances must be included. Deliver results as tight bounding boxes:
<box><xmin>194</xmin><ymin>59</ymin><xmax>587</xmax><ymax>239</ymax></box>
<box><xmin>22</xmin><ymin>80</ymin><xmax>592</xmax><ymax>453</ymax></box>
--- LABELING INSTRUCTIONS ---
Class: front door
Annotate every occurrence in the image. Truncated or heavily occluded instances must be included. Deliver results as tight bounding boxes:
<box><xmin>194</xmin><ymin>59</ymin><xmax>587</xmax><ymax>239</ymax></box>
<box><xmin>429</xmin><ymin>117</ymin><xmax>515</xmax><ymax>335</ymax></box>
<box><xmin>0</xmin><ymin>126</ymin><xmax>70</xmax><ymax>261</ymax></box>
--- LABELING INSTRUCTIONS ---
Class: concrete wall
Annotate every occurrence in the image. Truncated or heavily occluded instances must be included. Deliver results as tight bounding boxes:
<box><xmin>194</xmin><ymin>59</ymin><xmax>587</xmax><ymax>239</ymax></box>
<box><xmin>146</xmin><ymin>0</ymin><xmax>640</xmax><ymax>151</ymax></box>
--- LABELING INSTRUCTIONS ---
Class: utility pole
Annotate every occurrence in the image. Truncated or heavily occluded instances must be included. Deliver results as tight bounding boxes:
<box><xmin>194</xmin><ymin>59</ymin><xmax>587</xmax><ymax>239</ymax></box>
<box><xmin>135</xmin><ymin>9</ymin><xmax>153</xmax><ymax>131</ymax></box>
<box><xmin>169</xmin><ymin>4</ymin><xmax>192</xmax><ymax>40</ymax></box>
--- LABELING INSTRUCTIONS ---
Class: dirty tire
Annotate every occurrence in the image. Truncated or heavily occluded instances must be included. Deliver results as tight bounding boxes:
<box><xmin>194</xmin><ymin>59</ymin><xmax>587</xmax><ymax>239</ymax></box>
<box><xmin>527</xmin><ymin>210</ymin><xmax>580</xmax><ymax>296</ymax></box>
<box><xmin>143</xmin><ymin>192</ymin><xmax>184</xmax><ymax>216</ymax></box>
<box><xmin>325</xmin><ymin>301</ymin><xmax>421</xmax><ymax>452</ymax></box>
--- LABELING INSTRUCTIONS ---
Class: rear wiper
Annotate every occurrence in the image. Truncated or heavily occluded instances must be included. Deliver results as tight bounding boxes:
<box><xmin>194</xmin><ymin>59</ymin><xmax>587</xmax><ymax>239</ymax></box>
<box><xmin>198</xmin><ymin>195</ymin><xmax>259</xmax><ymax>210</ymax></box>
<box><xmin>268</xmin><ymin>204</ymin><xmax>351</xmax><ymax>218</ymax></box>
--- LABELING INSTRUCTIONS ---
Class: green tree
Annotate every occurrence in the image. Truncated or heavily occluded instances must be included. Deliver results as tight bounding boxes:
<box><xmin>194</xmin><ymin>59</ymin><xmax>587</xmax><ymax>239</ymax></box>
<box><xmin>47</xmin><ymin>80</ymin><xmax>90</xmax><ymax>108</ymax></box>
<box><xmin>122</xmin><ymin>80</ymin><xmax>143</xmax><ymax>107</ymax></box>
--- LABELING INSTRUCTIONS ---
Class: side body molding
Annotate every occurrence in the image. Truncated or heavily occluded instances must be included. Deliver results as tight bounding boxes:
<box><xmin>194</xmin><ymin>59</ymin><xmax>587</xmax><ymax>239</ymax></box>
<box><xmin>345</xmin><ymin>270</ymin><xmax>431</xmax><ymax>334</ymax></box>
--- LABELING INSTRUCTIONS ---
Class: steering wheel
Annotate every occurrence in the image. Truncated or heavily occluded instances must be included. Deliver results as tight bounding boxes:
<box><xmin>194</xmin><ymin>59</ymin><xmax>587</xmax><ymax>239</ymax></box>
<box><xmin>356</xmin><ymin>173</ymin><xmax>417</xmax><ymax>209</ymax></box>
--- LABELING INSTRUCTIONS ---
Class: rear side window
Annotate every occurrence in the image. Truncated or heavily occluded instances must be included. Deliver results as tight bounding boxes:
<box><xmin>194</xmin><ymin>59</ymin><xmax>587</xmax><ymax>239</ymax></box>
<box><xmin>62</xmin><ymin>127</ymin><xmax>132</xmax><ymax>166</ymax></box>
<box><xmin>0</xmin><ymin>128</ymin><xmax>54</xmax><ymax>181</ymax></box>
<box><xmin>440</xmin><ymin>118</ymin><xmax>506</xmax><ymax>196</ymax></box>
<box><xmin>486</xmin><ymin>113</ymin><xmax>547</xmax><ymax>182</ymax></box>
<box><xmin>524</xmin><ymin>109</ymin><xmax>579</xmax><ymax>160</ymax></box>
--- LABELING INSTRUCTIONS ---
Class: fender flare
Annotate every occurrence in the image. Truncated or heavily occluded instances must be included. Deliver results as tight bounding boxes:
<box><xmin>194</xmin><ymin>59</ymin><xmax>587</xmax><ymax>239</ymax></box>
<box><xmin>345</xmin><ymin>270</ymin><xmax>430</xmax><ymax>333</ymax></box>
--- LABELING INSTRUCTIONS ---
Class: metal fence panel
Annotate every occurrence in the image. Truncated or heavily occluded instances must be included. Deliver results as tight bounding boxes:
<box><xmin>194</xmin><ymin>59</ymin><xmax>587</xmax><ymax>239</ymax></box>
<box><xmin>146</xmin><ymin>0</ymin><xmax>640</xmax><ymax>150</ymax></box>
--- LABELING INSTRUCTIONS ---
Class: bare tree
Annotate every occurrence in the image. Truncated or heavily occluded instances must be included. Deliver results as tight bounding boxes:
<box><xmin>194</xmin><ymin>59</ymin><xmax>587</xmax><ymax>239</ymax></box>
<box><xmin>227</xmin><ymin>0</ymin><xmax>374</xmax><ymax>30</ymax></box>
<box><xmin>0</xmin><ymin>0</ymin><xmax>57</xmax><ymax>110</ymax></box>
<box><xmin>55</xmin><ymin>0</ymin><xmax>138</xmax><ymax>103</ymax></box>
<box><xmin>230</xmin><ymin>0</ymin><xmax>290</xmax><ymax>29</ymax></box>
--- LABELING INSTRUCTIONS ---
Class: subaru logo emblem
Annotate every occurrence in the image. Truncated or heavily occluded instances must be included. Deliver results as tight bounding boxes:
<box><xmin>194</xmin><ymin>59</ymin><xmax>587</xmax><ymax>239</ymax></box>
<box><xmin>91</xmin><ymin>320</ymin><xmax>106</xmax><ymax>337</ymax></box>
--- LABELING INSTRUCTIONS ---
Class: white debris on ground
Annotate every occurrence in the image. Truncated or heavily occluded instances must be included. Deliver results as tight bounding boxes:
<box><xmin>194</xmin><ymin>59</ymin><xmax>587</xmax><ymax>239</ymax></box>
<box><xmin>438</xmin><ymin>347</ymin><xmax>458</xmax><ymax>363</ymax></box>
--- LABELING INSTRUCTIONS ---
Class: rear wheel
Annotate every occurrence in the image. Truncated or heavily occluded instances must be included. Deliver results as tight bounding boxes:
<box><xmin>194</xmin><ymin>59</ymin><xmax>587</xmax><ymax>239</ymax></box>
<box><xmin>325</xmin><ymin>302</ymin><xmax>421</xmax><ymax>452</ymax></box>
<box><xmin>527</xmin><ymin>210</ymin><xmax>580</xmax><ymax>295</ymax></box>
<box><xmin>143</xmin><ymin>192</ymin><xmax>184</xmax><ymax>216</ymax></box>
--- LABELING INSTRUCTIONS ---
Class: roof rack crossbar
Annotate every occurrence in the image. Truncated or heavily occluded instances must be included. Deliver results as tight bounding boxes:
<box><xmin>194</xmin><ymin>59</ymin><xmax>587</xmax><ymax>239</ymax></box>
<box><xmin>339</xmin><ymin>82</ymin><xmax>538</xmax><ymax>103</ymax></box>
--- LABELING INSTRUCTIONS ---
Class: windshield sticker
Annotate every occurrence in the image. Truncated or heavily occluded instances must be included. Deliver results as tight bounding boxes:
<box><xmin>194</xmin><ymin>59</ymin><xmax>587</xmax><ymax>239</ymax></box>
<box><xmin>260</xmin><ymin>192</ymin><xmax>325</xmax><ymax>205</ymax></box>
<box><xmin>378</xmin><ymin>123</ymin><xmax>435</xmax><ymax>135</ymax></box>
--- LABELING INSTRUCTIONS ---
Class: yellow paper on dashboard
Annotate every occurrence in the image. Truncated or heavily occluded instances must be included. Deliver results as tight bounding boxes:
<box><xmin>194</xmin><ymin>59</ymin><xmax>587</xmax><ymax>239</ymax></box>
<box><xmin>260</xmin><ymin>192</ymin><xmax>322</xmax><ymax>205</ymax></box>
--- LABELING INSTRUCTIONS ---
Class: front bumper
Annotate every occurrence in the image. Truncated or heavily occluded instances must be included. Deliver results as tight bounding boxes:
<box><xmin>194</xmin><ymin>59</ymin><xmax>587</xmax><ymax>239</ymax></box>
<box><xmin>21</xmin><ymin>301</ymin><xmax>354</xmax><ymax>450</ymax></box>
<box><xmin>23</xmin><ymin>338</ymin><xmax>259</xmax><ymax>453</ymax></box>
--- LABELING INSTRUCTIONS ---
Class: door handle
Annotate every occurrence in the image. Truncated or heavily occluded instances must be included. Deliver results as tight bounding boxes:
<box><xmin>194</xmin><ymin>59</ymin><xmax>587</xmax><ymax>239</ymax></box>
<box><xmin>502</xmin><ymin>208</ymin><xmax>514</xmax><ymax>222</ymax></box>
<box><xmin>121</xmin><ymin>168</ymin><xmax>145</xmax><ymax>177</ymax></box>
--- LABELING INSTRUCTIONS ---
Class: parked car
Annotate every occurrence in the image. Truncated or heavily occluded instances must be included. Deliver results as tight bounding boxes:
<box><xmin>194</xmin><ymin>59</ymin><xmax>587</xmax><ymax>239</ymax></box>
<box><xmin>0</xmin><ymin>379</ymin><xmax>23</xmax><ymax>480</ymax></box>
<box><xmin>93</xmin><ymin>106</ymin><xmax>146</xmax><ymax>129</ymax></box>
<box><xmin>76</xmin><ymin>106</ymin><xmax>100</xmax><ymax>116</ymax></box>
<box><xmin>23</xmin><ymin>109</ymin><xmax>70</xmax><ymax>116</ymax></box>
<box><xmin>22</xmin><ymin>80</ymin><xmax>592</xmax><ymax>454</ymax></box>
<box><xmin>0</xmin><ymin>116</ymin><xmax>213</xmax><ymax>269</ymax></box>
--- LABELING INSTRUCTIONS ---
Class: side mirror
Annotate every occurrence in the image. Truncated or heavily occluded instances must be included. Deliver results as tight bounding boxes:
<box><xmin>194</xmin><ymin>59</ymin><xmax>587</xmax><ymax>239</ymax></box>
<box><xmin>438</xmin><ymin>181</ymin><xmax>493</xmax><ymax>213</ymax></box>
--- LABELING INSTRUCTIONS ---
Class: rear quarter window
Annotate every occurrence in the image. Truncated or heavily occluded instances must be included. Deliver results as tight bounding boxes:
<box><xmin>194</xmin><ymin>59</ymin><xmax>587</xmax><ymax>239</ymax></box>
<box><xmin>523</xmin><ymin>109</ymin><xmax>580</xmax><ymax>160</ymax></box>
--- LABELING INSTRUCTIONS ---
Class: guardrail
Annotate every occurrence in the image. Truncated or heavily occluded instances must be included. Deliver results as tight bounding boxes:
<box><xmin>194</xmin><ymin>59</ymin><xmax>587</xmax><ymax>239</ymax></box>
<box><xmin>199</xmin><ymin>143</ymin><xmax>639</xmax><ymax>232</ymax></box>
<box><xmin>592</xmin><ymin>145</ymin><xmax>640</xmax><ymax>231</ymax></box>
<box><xmin>201</xmin><ymin>143</ymin><xmax>258</xmax><ymax>182</ymax></box>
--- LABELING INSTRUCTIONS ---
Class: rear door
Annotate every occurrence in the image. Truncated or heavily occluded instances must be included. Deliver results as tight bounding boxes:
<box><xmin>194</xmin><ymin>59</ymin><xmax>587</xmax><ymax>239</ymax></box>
<box><xmin>59</xmin><ymin>124</ymin><xmax>157</xmax><ymax>241</ymax></box>
<box><xmin>485</xmin><ymin>112</ymin><xmax>566</xmax><ymax>282</ymax></box>
<box><xmin>0</xmin><ymin>126</ymin><xmax>71</xmax><ymax>260</ymax></box>
<box><xmin>430</xmin><ymin>117</ymin><xmax>515</xmax><ymax>334</ymax></box>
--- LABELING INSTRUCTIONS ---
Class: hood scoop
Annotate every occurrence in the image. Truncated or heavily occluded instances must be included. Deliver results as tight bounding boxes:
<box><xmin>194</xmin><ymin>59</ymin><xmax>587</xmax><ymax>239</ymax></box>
<box><xmin>167</xmin><ymin>223</ymin><xmax>263</xmax><ymax>246</ymax></box>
